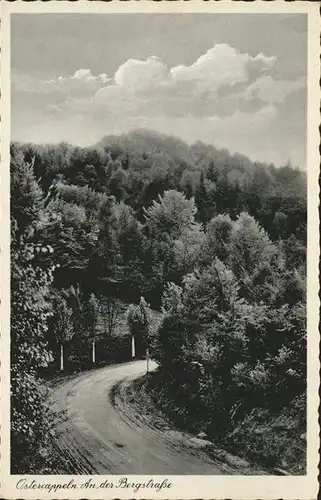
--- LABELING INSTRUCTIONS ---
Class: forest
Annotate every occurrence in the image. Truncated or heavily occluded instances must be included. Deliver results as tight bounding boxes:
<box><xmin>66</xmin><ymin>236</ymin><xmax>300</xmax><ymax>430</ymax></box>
<box><xmin>11</xmin><ymin>129</ymin><xmax>306</xmax><ymax>474</ymax></box>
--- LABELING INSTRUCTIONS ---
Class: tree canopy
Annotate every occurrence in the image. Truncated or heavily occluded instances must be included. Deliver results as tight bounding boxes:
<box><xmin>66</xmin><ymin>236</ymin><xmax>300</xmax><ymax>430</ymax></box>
<box><xmin>11</xmin><ymin>129</ymin><xmax>307</xmax><ymax>473</ymax></box>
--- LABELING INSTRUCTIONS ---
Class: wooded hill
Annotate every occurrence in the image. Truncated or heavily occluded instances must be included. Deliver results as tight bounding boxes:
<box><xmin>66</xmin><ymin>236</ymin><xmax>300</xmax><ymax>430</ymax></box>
<box><xmin>11</xmin><ymin>129</ymin><xmax>306</xmax><ymax>473</ymax></box>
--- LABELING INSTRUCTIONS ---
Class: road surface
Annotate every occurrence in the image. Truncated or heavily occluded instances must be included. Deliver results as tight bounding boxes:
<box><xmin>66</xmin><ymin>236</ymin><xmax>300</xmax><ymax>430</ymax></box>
<box><xmin>52</xmin><ymin>360</ymin><xmax>233</xmax><ymax>474</ymax></box>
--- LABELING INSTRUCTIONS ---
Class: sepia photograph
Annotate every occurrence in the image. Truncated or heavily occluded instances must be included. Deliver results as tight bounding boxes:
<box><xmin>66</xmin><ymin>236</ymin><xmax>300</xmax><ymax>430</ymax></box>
<box><xmin>0</xmin><ymin>1</ymin><xmax>319</xmax><ymax>499</ymax></box>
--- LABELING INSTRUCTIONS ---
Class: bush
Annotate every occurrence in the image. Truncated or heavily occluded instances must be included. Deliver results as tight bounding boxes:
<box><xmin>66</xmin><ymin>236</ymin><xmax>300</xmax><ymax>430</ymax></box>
<box><xmin>11</xmin><ymin>234</ymin><xmax>59</xmax><ymax>473</ymax></box>
<box><xmin>224</xmin><ymin>400</ymin><xmax>306</xmax><ymax>473</ymax></box>
<box><xmin>150</xmin><ymin>232</ymin><xmax>306</xmax><ymax>471</ymax></box>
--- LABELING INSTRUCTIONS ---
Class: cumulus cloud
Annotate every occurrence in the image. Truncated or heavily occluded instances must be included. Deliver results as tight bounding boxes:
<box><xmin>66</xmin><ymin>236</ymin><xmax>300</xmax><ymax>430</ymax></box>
<box><xmin>92</xmin><ymin>44</ymin><xmax>289</xmax><ymax>120</ymax></box>
<box><xmin>114</xmin><ymin>56</ymin><xmax>168</xmax><ymax>89</ymax></box>
<box><xmin>170</xmin><ymin>44</ymin><xmax>275</xmax><ymax>92</ymax></box>
<box><xmin>11</xmin><ymin>42</ymin><xmax>306</xmax><ymax>167</ymax></box>
<box><xmin>94</xmin><ymin>44</ymin><xmax>278</xmax><ymax>114</ymax></box>
<box><xmin>243</xmin><ymin>75</ymin><xmax>305</xmax><ymax>104</ymax></box>
<box><xmin>43</xmin><ymin>69</ymin><xmax>111</xmax><ymax>97</ymax></box>
<box><xmin>12</xmin><ymin>44</ymin><xmax>296</xmax><ymax>111</ymax></box>
<box><xmin>71</xmin><ymin>68</ymin><xmax>110</xmax><ymax>84</ymax></box>
<box><xmin>12</xmin><ymin>68</ymin><xmax>110</xmax><ymax>97</ymax></box>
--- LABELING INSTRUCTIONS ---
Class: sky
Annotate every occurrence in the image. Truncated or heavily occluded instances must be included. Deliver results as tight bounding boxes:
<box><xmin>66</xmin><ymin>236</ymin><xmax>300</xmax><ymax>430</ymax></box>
<box><xmin>11</xmin><ymin>14</ymin><xmax>307</xmax><ymax>168</ymax></box>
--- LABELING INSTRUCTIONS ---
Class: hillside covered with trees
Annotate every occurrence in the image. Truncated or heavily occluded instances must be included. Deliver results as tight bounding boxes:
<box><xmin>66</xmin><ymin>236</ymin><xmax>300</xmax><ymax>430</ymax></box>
<box><xmin>11</xmin><ymin>129</ymin><xmax>306</xmax><ymax>473</ymax></box>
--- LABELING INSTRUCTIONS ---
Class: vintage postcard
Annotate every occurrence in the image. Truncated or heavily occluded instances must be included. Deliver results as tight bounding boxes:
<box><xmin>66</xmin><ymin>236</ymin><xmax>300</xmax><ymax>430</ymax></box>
<box><xmin>0</xmin><ymin>1</ymin><xmax>319</xmax><ymax>499</ymax></box>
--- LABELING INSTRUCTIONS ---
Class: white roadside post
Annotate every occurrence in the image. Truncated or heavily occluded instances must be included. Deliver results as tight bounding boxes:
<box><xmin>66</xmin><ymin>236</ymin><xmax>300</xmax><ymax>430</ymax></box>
<box><xmin>92</xmin><ymin>338</ymin><xmax>96</xmax><ymax>364</ymax></box>
<box><xmin>131</xmin><ymin>335</ymin><xmax>136</xmax><ymax>358</ymax></box>
<box><xmin>60</xmin><ymin>344</ymin><xmax>64</xmax><ymax>371</ymax></box>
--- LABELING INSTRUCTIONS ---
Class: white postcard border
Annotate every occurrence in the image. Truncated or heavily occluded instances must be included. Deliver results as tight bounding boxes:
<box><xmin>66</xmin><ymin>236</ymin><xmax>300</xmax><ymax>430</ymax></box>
<box><xmin>1</xmin><ymin>2</ymin><xmax>319</xmax><ymax>499</ymax></box>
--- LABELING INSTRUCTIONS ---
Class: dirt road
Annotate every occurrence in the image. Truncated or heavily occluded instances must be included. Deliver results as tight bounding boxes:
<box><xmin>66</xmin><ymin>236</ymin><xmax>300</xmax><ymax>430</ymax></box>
<box><xmin>52</xmin><ymin>360</ymin><xmax>232</xmax><ymax>474</ymax></box>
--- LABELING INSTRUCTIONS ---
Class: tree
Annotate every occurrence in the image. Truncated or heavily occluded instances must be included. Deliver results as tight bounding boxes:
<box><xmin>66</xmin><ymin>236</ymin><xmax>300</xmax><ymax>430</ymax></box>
<box><xmin>272</xmin><ymin>211</ymin><xmax>289</xmax><ymax>240</ymax></box>
<box><xmin>51</xmin><ymin>293</ymin><xmax>74</xmax><ymax>371</ymax></box>
<box><xmin>10</xmin><ymin>134</ymin><xmax>307</xmax><ymax>472</ymax></box>
<box><xmin>90</xmin><ymin>196</ymin><xmax>120</xmax><ymax>280</ymax></box>
<box><xmin>155</xmin><ymin>259</ymin><xmax>241</xmax><ymax>369</ymax></box>
<box><xmin>195</xmin><ymin>170</ymin><xmax>208</xmax><ymax>225</ymax></box>
<box><xmin>84</xmin><ymin>293</ymin><xmax>100</xmax><ymax>336</ymax></box>
<box><xmin>127</xmin><ymin>297</ymin><xmax>153</xmax><ymax>358</ymax></box>
<box><xmin>161</xmin><ymin>281</ymin><xmax>183</xmax><ymax>315</ymax></box>
<box><xmin>154</xmin><ymin>282</ymin><xmax>184</xmax><ymax>367</ymax></box>
<box><xmin>83</xmin><ymin>293</ymin><xmax>100</xmax><ymax>363</ymax></box>
<box><xmin>207</xmin><ymin>159</ymin><xmax>219</xmax><ymax>183</ymax></box>
<box><xmin>154</xmin><ymin>248</ymin><xmax>306</xmax><ymax>443</ymax></box>
<box><xmin>11</xmin><ymin>231</ymin><xmax>57</xmax><ymax>472</ymax></box>
<box><xmin>143</xmin><ymin>190</ymin><xmax>199</xmax><ymax>295</ymax></box>
<box><xmin>101</xmin><ymin>295</ymin><xmax>123</xmax><ymax>337</ymax></box>
<box><xmin>228</xmin><ymin>212</ymin><xmax>278</xmax><ymax>302</ymax></box>
<box><xmin>183</xmin><ymin>258</ymin><xmax>241</xmax><ymax>326</ymax></box>
<box><xmin>41</xmin><ymin>198</ymin><xmax>99</xmax><ymax>287</ymax></box>
<box><xmin>113</xmin><ymin>202</ymin><xmax>145</xmax><ymax>288</ymax></box>
<box><xmin>180</xmin><ymin>172</ymin><xmax>195</xmax><ymax>199</ymax></box>
<box><xmin>56</xmin><ymin>286</ymin><xmax>99</xmax><ymax>368</ymax></box>
<box><xmin>109</xmin><ymin>168</ymin><xmax>127</xmax><ymax>201</ymax></box>
<box><xmin>174</xmin><ymin>223</ymin><xmax>205</xmax><ymax>276</ymax></box>
<box><xmin>144</xmin><ymin>190</ymin><xmax>197</xmax><ymax>239</ymax></box>
<box><xmin>281</xmin><ymin>234</ymin><xmax>306</xmax><ymax>269</ymax></box>
<box><xmin>203</xmin><ymin>213</ymin><xmax>233</xmax><ymax>265</ymax></box>
<box><xmin>10</xmin><ymin>143</ymin><xmax>60</xmax><ymax>472</ymax></box>
<box><xmin>215</xmin><ymin>171</ymin><xmax>230</xmax><ymax>214</ymax></box>
<box><xmin>10</xmin><ymin>146</ymin><xmax>44</xmax><ymax>234</ymax></box>
<box><xmin>195</xmin><ymin>171</ymin><xmax>216</xmax><ymax>225</ymax></box>
<box><xmin>154</xmin><ymin>259</ymin><xmax>250</xmax><ymax>432</ymax></box>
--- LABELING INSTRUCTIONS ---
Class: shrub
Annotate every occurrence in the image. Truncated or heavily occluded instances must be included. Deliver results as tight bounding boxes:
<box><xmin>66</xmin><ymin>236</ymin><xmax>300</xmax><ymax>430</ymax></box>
<box><xmin>11</xmin><ymin>234</ymin><xmax>58</xmax><ymax>473</ymax></box>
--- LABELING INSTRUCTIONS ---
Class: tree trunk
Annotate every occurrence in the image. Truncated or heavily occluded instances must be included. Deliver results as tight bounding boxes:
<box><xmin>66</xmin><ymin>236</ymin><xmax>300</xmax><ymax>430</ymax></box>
<box><xmin>60</xmin><ymin>344</ymin><xmax>64</xmax><ymax>371</ymax></box>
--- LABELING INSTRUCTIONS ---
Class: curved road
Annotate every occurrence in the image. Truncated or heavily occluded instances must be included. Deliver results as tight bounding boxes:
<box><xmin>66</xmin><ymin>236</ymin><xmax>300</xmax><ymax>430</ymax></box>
<box><xmin>52</xmin><ymin>361</ymin><xmax>231</xmax><ymax>475</ymax></box>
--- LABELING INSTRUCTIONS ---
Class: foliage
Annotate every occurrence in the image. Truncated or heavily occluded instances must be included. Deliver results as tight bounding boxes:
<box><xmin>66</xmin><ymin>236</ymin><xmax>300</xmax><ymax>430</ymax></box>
<box><xmin>51</xmin><ymin>291</ymin><xmax>74</xmax><ymax>346</ymax></box>
<box><xmin>84</xmin><ymin>293</ymin><xmax>100</xmax><ymax>338</ymax></box>
<box><xmin>228</xmin><ymin>212</ymin><xmax>278</xmax><ymax>302</ymax></box>
<box><xmin>195</xmin><ymin>170</ymin><xmax>217</xmax><ymax>225</ymax></box>
<box><xmin>127</xmin><ymin>297</ymin><xmax>154</xmax><ymax>355</ymax></box>
<box><xmin>11</xmin><ymin>230</ymin><xmax>57</xmax><ymax>473</ymax></box>
<box><xmin>41</xmin><ymin>198</ymin><xmax>99</xmax><ymax>285</ymax></box>
<box><xmin>152</xmin><ymin>241</ymin><xmax>306</xmax><ymax>469</ymax></box>
<box><xmin>10</xmin><ymin>145</ymin><xmax>44</xmax><ymax>234</ymax></box>
<box><xmin>10</xmin><ymin>147</ymin><xmax>62</xmax><ymax>472</ymax></box>
<box><xmin>202</xmin><ymin>213</ymin><xmax>233</xmax><ymax>264</ymax></box>
<box><xmin>11</xmin><ymin>129</ymin><xmax>307</xmax><ymax>472</ymax></box>
<box><xmin>100</xmin><ymin>295</ymin><xmax>123</xmax><ymax>336</ymax></box>
<box><xmin>144</xmin><ymin>190</ymin><xmax>197</xmax><ymax>239</ymax></box>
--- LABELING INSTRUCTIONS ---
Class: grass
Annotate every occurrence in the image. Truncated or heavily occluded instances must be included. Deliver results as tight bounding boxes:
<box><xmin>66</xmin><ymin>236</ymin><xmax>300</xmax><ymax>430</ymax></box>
<box><xmin>142</xmin><ymin>370</ymin><xmax>306</xmax><ymax>475</ymax></box>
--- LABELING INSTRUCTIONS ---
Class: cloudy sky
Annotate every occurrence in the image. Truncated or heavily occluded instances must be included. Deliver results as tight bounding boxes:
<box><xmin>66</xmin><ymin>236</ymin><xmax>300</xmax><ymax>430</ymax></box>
<box><xmin>11</xmin><ymin>14</ymin><xmax>307</xmax><ymax>168</ymax></box>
